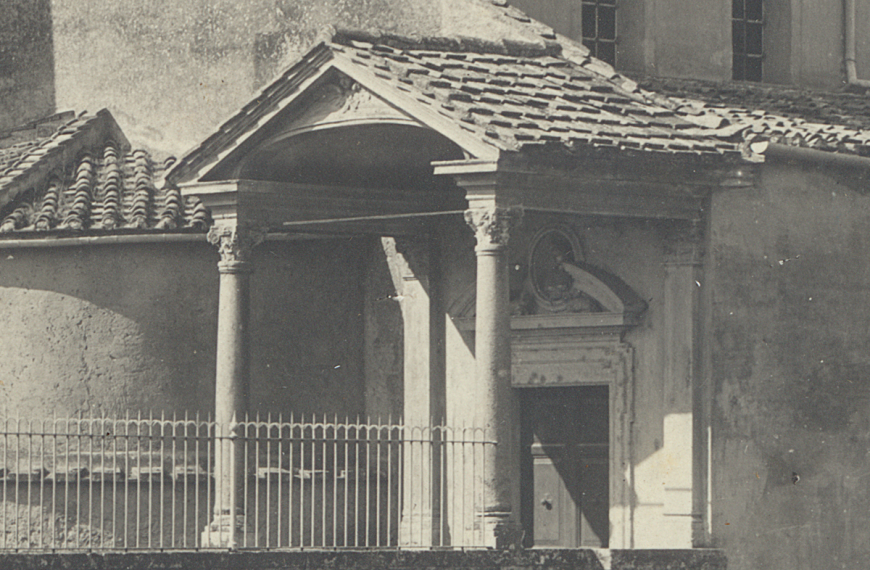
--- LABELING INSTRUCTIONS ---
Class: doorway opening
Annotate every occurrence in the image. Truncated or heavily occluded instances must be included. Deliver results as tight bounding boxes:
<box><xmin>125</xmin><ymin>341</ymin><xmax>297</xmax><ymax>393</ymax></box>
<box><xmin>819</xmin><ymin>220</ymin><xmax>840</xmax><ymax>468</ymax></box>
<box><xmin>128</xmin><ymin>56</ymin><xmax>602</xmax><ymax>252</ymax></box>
<box><xmin>520</xmin><ymin>385</ymin><xmax>609</xmax><ymax>548</ymax></box>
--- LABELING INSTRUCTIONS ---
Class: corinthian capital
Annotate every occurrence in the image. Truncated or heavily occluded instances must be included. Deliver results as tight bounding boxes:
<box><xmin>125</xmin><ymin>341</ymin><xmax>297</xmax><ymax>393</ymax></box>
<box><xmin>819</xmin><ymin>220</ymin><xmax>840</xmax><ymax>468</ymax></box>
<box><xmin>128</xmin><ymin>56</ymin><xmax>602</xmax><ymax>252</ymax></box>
<box><xmin>464</xmin><ymin>206</ymin><xmax>523</xmax><ymax>250</ymax></box>
<box><xmin>207</xmin><ymin>224</ymin><xmax>266</xmax><ymax>272</ymax></box>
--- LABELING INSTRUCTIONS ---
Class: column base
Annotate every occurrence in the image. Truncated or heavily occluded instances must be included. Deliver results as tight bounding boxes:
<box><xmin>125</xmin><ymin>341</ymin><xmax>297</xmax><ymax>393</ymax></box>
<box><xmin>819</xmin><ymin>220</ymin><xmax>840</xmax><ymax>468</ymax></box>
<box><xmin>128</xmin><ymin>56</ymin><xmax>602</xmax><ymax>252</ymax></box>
<box><xmin>200</xmin><ymin>512</ymin><xmax>252</xmax><ymax>548</ymax></box>
<box><xmin>481</xmin><ymin>509</ymin><xmax>522</xmax><ymax>549</ymax></box>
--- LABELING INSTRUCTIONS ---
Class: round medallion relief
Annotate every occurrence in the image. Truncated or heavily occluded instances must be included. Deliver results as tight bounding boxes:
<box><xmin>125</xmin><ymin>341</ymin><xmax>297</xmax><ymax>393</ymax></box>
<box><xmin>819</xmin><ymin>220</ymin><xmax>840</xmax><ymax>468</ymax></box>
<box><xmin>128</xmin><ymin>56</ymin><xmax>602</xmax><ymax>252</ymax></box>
<box><xmin>528</xmin><ymin>226</ymin><xmax>599</xmax><ymax>313</ymax></box>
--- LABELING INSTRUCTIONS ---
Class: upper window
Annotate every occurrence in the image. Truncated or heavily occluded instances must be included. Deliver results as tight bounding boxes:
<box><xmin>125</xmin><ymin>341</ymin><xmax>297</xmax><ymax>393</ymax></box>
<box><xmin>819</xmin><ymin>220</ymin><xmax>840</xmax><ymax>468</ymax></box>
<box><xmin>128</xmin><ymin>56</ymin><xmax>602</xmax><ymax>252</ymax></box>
<box><xmin>732</xmin><ymin>0</ymin><xmax>763</xmax><ymax>81</ymax></box>
<box><xmin>581</xmin><ymin>0</ymin><xmax>617</xmax><ymax>66</ymax></box>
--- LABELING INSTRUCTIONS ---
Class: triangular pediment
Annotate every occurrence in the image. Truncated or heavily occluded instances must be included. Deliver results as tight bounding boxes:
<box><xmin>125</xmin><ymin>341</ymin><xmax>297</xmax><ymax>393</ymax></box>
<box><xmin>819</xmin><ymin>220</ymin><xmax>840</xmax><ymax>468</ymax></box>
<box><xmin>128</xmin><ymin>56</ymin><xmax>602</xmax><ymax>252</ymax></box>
<box><xmin>167</xmin><ymin>43</ymin><xmax>498</xmax><ymax>186</ymax></box>
<box><xmin>275</xmin><ymin>75</ymin><xmax>420</xmax><ymax>137</ymax></box>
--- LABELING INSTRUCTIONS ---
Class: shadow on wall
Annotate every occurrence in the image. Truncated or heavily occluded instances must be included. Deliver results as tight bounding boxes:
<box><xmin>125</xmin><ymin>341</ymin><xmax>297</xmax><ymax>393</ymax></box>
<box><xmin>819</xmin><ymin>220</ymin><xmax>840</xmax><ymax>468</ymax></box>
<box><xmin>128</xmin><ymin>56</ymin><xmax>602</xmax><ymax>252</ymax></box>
<box><xmin>0</xmin><ymin>242</ymin><xmax>219</xmax><ymax>418</ymax></box>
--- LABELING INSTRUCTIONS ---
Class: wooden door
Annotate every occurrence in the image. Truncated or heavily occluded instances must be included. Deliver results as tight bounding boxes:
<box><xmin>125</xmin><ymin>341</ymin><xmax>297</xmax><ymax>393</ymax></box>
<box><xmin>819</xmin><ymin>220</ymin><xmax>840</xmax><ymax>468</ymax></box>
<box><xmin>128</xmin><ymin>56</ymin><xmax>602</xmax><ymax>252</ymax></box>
<box><xmin>521</xmin><ymin>386</ymin><xmax>609</xmax><ymax>548</ymax></box>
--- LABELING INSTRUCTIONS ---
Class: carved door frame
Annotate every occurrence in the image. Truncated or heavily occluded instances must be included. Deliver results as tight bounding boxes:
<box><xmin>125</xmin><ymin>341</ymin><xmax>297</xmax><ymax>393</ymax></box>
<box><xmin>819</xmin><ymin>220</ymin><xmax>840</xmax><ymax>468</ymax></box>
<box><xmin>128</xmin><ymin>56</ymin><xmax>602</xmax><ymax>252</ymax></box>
<box><xmin>512</xmin><ymin>329</ymin><xmax>634</xmax><ymax>549</ymax></box>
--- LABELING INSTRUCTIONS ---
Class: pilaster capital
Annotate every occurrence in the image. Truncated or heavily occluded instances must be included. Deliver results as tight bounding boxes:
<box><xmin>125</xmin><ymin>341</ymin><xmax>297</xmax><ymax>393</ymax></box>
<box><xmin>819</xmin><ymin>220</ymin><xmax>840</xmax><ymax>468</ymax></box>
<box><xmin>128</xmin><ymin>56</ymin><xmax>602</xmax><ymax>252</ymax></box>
<box><xmin>464</xmin><ymin>206</ymin><xmax>523</xmax><ymax>252</ymax></box>
<box><xmin>207</xmin><ymin>224</ymin><xmax>266</xmax><ymax>273</ymax></box>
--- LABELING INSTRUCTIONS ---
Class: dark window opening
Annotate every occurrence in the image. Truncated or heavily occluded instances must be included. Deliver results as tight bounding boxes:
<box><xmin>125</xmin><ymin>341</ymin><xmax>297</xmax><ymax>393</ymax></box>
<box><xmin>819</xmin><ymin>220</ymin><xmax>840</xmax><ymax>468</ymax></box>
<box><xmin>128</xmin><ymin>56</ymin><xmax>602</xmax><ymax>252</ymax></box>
<box><xmin>732</xmin><ymin>0</ymin><xmax>763</xmax><ymax>81</ymax></box>
<box><xmin>582</xmin><ymin>0</ymin><xmax>617</xmax><ymax>67</ymax></box>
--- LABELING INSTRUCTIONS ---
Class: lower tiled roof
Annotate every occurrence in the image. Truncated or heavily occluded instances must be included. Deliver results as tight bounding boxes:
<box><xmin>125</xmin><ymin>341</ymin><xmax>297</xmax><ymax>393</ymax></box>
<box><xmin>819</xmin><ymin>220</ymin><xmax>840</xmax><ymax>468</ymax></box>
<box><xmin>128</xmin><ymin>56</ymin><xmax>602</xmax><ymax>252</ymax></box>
<box><xmin>0</xmin><ymin>112</ymin><xmax>210</xmax><ymax>235</ymax></box>
<box><xmin>639</xmin><ymin>76</ymin><xmax>870</xmax><ymax>157</ymax></box>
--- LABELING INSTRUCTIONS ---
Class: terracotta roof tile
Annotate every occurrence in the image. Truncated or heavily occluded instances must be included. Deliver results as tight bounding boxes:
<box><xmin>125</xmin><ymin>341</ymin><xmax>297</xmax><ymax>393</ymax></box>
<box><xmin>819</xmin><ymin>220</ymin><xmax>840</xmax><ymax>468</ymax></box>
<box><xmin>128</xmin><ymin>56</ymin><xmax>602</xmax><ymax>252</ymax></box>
<box><xmin>168</xmin><ymin>29</ymin><xmax>744</xmax><ymax>183</ymax></box>
<box><xmin>0</xmin><ymin>114</ymin><xmax>211</xmax><ymax>236</ymax></box>
<box><xmin>639</xmin><ymin>76</ymin><xmax>870</xmax><ymax>157</ymax></box>
<box><xmin>330</xmin><ymin>31</ymin><xmax>742</xmax><ymax>157</ymax></box>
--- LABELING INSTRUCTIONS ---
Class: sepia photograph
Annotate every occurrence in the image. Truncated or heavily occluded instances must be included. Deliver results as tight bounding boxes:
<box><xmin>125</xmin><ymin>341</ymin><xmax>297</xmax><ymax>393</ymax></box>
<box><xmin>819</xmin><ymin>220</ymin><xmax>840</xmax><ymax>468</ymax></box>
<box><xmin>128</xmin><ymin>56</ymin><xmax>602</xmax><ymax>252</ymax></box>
<box><xmin>0</xmin><ymin>1</ymin><xmax>865</xmax><ymax>569</ymax></box>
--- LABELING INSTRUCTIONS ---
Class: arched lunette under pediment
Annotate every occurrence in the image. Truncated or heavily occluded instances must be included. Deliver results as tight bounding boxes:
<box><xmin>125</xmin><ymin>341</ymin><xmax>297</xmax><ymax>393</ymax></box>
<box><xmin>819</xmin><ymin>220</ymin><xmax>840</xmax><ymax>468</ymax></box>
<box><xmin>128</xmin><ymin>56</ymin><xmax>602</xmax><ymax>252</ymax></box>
<box><xmin>226</xmin><ymin>76</ymin><xmax>465</xmax><ymax>189</ymax></box>
<box><xmin>451</xmin><ymin>259</ymin><xmax>647</xmax><ymax>335</ymax></box>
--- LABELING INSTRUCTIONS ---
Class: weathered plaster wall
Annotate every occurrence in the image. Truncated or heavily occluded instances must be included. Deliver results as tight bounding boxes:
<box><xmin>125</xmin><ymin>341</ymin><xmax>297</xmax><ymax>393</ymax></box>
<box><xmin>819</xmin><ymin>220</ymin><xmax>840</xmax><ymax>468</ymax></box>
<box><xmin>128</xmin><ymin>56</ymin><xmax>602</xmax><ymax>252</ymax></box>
<box><xmin>0</xmin><ymin>0</ymin><xmax>54</xmax><ymax>130</ymax></box>
<box><xmin>249</xmin><ymin>239</ymin><xmax>368</xmax><ymax>419</ymax></box>
<box><xmin>47</xmin><ymin>0</ymin><xmax>440</xmax><ymax>156</ymax></box>
<box><xmin>0</xmin><ymin>242</ymin><xmax>218</xmax><ymax>417</ymax></box>
<box><xmin>709</xmin><ymin>163</ymin><xmax>870</xmax><ymax>570</ymax></box>
<box><xmin>363</xmin><ymin>238</ymin><xmax>404</xmax><ymax>422</ymax></box>
<box><xmin>0</xmin><ymin>238</ymin><xmax>367</xmax><ymax>420</ymax></box>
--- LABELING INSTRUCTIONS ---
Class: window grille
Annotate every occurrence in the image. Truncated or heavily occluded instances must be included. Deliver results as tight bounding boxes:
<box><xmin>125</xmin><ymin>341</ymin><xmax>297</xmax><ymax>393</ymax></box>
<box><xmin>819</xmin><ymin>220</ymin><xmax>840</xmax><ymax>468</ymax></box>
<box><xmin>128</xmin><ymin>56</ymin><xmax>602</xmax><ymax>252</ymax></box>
<box><xmin>732</xmin><ymin>0</ymin><xmax>763</xmax><ymax>81</ymax></box>
<box><xmin>581</xmin><ymin>0</ymin><xmax>617</xmax><ymax>66</ymax></box>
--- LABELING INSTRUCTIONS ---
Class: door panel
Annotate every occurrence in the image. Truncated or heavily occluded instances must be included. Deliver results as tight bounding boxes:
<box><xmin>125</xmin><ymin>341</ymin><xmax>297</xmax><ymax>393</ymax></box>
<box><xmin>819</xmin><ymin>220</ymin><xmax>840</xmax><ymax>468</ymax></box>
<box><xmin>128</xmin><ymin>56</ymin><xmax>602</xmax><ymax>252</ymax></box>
<box><xmin>522</xmin><ymin>386</ymin><xmax>608</xmax><ymax>548</ymax></box>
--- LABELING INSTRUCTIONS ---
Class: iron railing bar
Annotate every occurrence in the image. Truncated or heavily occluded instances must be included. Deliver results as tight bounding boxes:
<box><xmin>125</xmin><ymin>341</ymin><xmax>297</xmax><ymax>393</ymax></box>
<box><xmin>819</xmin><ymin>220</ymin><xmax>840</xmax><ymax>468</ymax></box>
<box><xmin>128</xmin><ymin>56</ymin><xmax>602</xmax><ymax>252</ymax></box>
<box><xmin>343</xmin><ymin>420</ymin><xmax>348</xmax><ymax>547</ymax></box>
<box><xmin>332</xmin><ymin>416</ymin><xmax>337</xmax><ymax>547</ymax></box>
<box><xmin>299</xmin><ymin>417</ymin><xmax>305</xmax><ymax>547</ymax></box>
<box><xmin>243</xmin><ymin>415</ymin><xmax>249</xmax><ymax>549</ymax></box>
<box><xmin>321</xmin><ymin>416</ymin><xmax>327</xmax><ymax>547</ymax></box>
<box><xmin>265</xmin><ymin>413</ymin><xmax>271</xmax><ymax>549</ymax></box>
<box><xmin>309</xmin><ymin>421</ymin><xmax>315</xmax><ymax>547</ymax></box>
<box><xmin>375</xmin><ymin>422</ymin><xmax>380</xmax><ymax>546</ymax></box>
<box><xmin>287</xmin><ymin>412</ymin><xmax>302</xmax><ymax>546</ymax></box>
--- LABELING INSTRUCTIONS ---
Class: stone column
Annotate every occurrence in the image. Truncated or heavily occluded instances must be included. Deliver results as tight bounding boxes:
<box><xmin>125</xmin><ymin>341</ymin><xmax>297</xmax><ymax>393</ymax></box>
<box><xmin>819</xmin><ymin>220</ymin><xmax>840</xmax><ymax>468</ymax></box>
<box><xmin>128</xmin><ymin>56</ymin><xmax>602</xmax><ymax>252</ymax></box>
<box><xmin>202</xmin><ymin>224</ymin><xmax>263</xmax><ymax>548</ymax></box>
<box><xmin>464</xmin><ymin>206</ymin><xmax>522</xmax><ymax>548</ymax></box>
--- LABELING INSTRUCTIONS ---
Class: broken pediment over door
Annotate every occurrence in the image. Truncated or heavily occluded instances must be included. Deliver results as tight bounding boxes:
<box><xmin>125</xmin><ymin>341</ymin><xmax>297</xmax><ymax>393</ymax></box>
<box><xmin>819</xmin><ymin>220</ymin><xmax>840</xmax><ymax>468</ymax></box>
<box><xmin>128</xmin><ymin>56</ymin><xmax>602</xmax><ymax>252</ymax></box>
<box><xmin>451</xmin><ymin>224</ymin><xmax>648</xmax><ymax>341</ymax></box>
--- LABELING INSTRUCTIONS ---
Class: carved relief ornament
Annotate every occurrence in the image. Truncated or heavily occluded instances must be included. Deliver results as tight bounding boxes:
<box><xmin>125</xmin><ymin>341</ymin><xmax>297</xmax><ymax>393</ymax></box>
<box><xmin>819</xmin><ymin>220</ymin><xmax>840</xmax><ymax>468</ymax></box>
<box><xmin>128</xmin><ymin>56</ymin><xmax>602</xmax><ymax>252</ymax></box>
<box><xmin>464</xmin><ymin>207</ymin><xmax>523</xmax><ymax>250</ymax></box>
<box><xmin>207</xmin><ymin>224</ymin><xmax>266</xmax><ymax>272</ymax></box>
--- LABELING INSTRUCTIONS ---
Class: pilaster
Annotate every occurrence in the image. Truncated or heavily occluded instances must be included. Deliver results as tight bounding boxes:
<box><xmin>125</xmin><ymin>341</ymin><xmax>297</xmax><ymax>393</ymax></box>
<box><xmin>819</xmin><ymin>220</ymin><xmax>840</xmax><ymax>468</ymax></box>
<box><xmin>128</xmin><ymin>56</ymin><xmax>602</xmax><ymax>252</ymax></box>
<box><xmin>660</xmin><ymin>220</ymin><xmax>707</xmax><ymax>548</ymax></box>
<box><xmin>392</xmin><ymin>236</ymin><xmax>446</xmax><ymax>546</ymax></box>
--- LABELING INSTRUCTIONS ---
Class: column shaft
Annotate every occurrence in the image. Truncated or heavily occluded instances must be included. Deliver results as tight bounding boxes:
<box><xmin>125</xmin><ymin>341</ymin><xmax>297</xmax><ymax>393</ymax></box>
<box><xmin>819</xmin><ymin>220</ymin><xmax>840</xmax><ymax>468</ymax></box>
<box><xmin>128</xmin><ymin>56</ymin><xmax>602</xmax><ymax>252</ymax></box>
<box><xmin>465</xmin><ymin>206</ymin><xmax>521</xmax><ymax>548</ymax></box>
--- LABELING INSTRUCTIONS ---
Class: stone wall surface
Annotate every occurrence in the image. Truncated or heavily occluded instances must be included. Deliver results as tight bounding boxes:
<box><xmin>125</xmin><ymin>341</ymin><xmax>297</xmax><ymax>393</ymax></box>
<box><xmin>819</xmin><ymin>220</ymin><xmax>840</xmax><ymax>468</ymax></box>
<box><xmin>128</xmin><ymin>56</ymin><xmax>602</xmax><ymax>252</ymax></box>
<box><xmin>0</xmin><ymin>238</ymin><xmax>367</xmax><ymax>420</ymax></box>
<box><xmin>709</xmin><ymin>162</ymin><xmax>870</xmax><ymax>570</ymax></box>
<box><xmin>0</xmin><ymin>548</ymin><xmax>728</xmax><ymax>570</ymax></box>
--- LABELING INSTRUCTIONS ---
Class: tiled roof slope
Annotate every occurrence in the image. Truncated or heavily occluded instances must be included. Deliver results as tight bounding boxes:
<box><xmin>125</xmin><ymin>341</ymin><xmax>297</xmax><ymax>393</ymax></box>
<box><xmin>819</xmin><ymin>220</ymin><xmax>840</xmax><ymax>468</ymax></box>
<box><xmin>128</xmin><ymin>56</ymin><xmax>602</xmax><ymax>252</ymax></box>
<box><xmin>639</xmin><ymin>76</ymin><xmax>870</xmax><ymax>157</ymax></box>
<box><xmin>169</xmin><ymin>29</ymin><xmax>742</xmax><ymax>184</ymax></box>
<box><xmin>0</xmin><ymin>111</ymin><xmax>210</xmax><ymax>236</ymax></box>
<box><xmin>332</xmin><ymin>31</ymin><xmax>740</xmax><ymax>155</ymax></box>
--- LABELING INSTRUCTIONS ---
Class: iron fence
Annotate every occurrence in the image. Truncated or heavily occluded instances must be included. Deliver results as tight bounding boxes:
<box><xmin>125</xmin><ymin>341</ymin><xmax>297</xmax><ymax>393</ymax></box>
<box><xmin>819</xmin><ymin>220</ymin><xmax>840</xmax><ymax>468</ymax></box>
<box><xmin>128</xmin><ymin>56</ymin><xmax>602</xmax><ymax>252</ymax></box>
<box><xmin>0</xmin><ymin>414</ymin><xmax>493</xmax><ymax>551</ymax></box>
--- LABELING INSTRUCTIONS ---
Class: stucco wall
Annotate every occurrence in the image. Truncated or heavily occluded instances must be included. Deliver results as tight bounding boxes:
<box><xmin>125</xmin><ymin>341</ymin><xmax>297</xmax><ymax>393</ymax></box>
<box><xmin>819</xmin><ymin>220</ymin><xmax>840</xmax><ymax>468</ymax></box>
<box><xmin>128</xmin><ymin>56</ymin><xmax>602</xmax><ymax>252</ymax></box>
<box><xmin>0</xmin><ymin>238</ymin><xmax>367</xmax><ymax>420</ymax></box>
<box><xmin>0</xmin><ymin>0</ymin><xmax>54</xmax><ymax>130</ymax></box>
<box><xmin>48</xmin><ymin>0</ymin><xmax>440</xmax><ymax>156</ymax></box>
<box><xmin>709</xmin><ymin>163</ymin><xmax>870</xmax><ymax>570</ymax></box>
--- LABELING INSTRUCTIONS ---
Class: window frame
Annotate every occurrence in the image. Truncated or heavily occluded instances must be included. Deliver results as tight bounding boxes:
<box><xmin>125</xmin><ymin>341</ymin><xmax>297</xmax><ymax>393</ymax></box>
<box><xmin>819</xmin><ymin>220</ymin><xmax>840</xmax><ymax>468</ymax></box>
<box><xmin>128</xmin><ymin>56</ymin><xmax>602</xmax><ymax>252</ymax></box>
<box><xmin>581</xmin><ymin>0</ymin><xmax>618</xmax><ymax>67</ymax></box>
<box><xmin>732</xmin><ymin>0</ymin><xmax>764</xmax><ymax>82</ymax></box>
